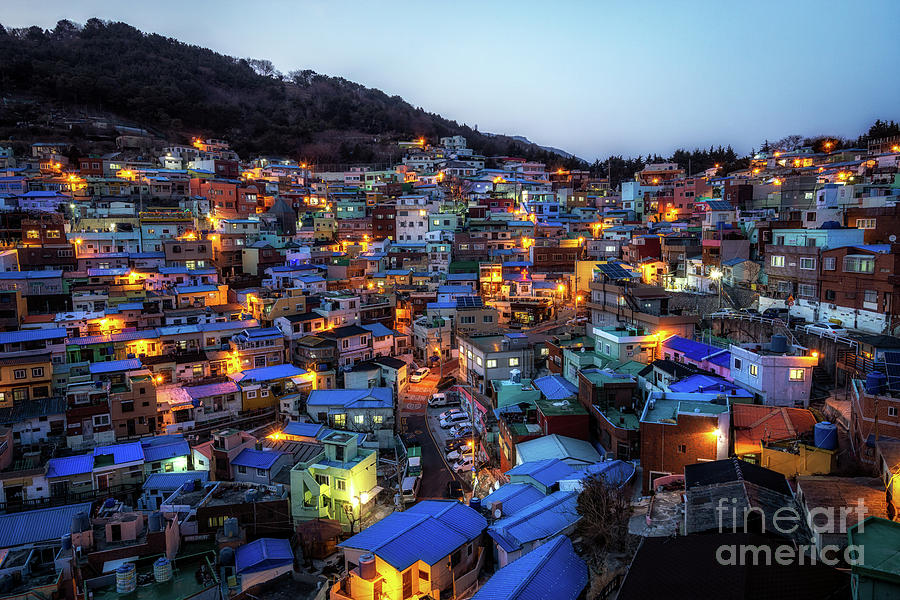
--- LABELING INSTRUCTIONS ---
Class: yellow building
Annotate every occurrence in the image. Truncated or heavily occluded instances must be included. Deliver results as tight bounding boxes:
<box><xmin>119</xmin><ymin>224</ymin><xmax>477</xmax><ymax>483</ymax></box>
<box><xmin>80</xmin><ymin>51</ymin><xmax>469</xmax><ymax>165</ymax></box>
<box><xmin>0</xmin><ymin>354</ymin><xmax>53</xmax><ymax>408</ymax></box>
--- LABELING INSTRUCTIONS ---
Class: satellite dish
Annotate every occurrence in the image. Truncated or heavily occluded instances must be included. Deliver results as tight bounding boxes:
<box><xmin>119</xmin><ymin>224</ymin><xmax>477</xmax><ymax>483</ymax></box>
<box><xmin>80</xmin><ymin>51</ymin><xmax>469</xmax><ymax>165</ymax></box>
<box><xmin>493</xmin><ymin>508</ymin><xmax>503</xmax><ymax>519</ymax></box>
<box><xmin>891</xmin><ymin>235</ymin><xmax>897</xmax><ymax>242</ymax></box>
<box><xmin>493</xmin><ymin>481</ymin><xmax>500</xmax><ymax>491</ymax></box>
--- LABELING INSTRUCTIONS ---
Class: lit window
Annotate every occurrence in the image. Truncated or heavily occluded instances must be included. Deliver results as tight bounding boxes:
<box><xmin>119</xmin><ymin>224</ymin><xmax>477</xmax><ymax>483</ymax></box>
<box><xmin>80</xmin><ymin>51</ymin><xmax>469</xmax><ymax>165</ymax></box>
<box><xmin>749</xmin><ymin>364</ymin><xmax>758</xmax><ymax>377</ymax></box>
<box><xmin>789</xmin><ymin>369</ymin><xmax>805</xmax><ymax>382</ymax></box>
<box><xmin>486</xmin><ymin>359</ymin><xmax>497</xmax><ymax>368</ymax></box>
<box><xmin>770</xmin><ymin>256</ymin><xmax>785</xmax><ymax>267</ymax></box>
<box><xmin>509</xmin><ymin>357</ymin><xmax>520</xmax><ymax>367</ymax></box>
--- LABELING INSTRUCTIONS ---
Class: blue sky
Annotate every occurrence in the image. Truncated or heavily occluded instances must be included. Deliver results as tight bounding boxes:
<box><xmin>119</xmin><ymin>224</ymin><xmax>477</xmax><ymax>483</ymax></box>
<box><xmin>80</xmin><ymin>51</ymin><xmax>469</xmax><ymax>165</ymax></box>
<box><xmin>3</xmin><ymin>0</ymin><xmax>899</xmax><ymax>160</ymax></box>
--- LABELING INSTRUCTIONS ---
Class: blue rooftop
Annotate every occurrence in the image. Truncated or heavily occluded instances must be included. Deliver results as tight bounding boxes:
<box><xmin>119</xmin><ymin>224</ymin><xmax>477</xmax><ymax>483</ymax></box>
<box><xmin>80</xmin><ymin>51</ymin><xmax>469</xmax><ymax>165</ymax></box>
<box><xmin>361</xmin><ymin>322</ymin><xmax>396</xmax><ymax>338</ymax></box>
<box><xmin>341</xmin><ymin>501</ymin><xmax>486</xmax><ymax>571</ymax></box>
<box><xmin>662</xmin><ymin>335</ymin><xmax>723</xmax><ymax>362</ymax></box>
<box><xmin>533</xmin><ymin>375</ymin><xmax>579</xmax><ymax>400</ymax></box>
<box><xmin>482</xmin><ymin>483</ymin><xmax>545</xmax><ymax>517</ymax></box>
<box><xmin>306</xmin><ymin>387</ymin><xmax>393</xmax><ymax>409</ymax></box>
<box><xmin>0</xmin><ymin>327</ymin><xmax>67</xmax><ymax>345</ymax></box>
<box><xmin>93</xmin><ymin>441</ymin><xmax>144</xmax><ymax>465</ymax></box>
<box><xmin>141</xmin><ymin>436</ymin><xmax>190</xmax><ymax>462</ymax></box>
<box><xmin>231</xmin><ymin>448</ymin><xmax>286</xmax><ymax>470</ymax></box>
<box><xmin>668</xmin><ymin>374</ymin><xmax>753</xmax><ymax>398</ymax></box>
<box><xmin>507</xmin><ymin>459</ymin><xmax>576</xmax><ymax>488</ymax></box>
<box><xmin>282</xmin><ymin>421</ymin><xmax>325</xmax><ymax>438</ymax></box>
<box><xmin>144</xmin><ymin>471</ymin><xmax>208</xmax><ymax>491</ymax></box>
<box><xmin>472</xmin><ymin>535</ymin><xmax>587</xmax><ymax>600</ymax></box>
<box><xmin>89</xmin><ymin>358</ymin><xmax>142</xmax><ymax>374</ymax></box>
<box><xmin>47</xmin><ymin>454</ymin><xmax>94</xmax><ymax>478</ymax></box>
<box><xmin>488</xmin><ymin>490</ymin><xmax>580</xmax><ymax>553</ymax></box>
<box><xmin>235</xmin><ymin>538</ymin><xmax>294</xmax><ymax>574</ymax></box>
<box><xmin>0</xmin><ymin>502</ymin><xmax>93</xmax><ymax>548</ymax></box>
<box><xmin>231</xmin><ymin>363</ymin><xmax>306</xmax><ymax>382</ymax></box>
<box><xmin>185</xmin><ymin>381</ymin><xmax>240</xmax><ymax>399</ymax></box>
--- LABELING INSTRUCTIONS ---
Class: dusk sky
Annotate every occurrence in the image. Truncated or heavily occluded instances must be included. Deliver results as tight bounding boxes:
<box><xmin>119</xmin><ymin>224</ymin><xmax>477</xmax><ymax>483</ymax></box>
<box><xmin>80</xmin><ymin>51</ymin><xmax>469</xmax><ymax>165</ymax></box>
<box><xmin>4</xmin><ymin>0</ymin><xmax>900</xmax><ymax>160</ymax></box>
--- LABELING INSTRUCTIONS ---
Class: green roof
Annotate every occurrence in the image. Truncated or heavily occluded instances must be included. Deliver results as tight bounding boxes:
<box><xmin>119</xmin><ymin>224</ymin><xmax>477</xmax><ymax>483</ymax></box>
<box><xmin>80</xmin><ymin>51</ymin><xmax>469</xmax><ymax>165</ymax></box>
<box><xmin>534</xmin><ymin>396</ymin><xmax>587</xmax><ymax>417</ymax></box>
<box><xmin>642</xmin><ymin>399</ymin><xmax>729</xmax><ymax>424</ymax></box>
<box><xmin>849</xmin><ymin>516</ymin><xmax>900</xmax><ymax>584</ymax></box>
<box><xmin>597</xmin><ymin>406</ymin><xmax>640</xmax><ymax>430</ymax></box>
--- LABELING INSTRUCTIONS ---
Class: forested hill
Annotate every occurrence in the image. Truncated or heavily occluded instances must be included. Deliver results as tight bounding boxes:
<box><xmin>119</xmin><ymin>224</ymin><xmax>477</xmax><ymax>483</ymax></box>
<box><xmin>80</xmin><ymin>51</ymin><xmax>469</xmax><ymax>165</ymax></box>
<box><xmin>0</xmin><ymin>19</ymin><xmax>583</xmax><ymax>165</ymax></box>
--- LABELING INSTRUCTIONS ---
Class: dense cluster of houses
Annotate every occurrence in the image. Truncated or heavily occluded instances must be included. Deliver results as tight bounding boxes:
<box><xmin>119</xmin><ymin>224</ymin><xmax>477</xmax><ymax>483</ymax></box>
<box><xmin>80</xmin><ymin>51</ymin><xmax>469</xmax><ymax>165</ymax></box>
<box><xmin>0</xmin><ymin>132</ymin><xmax>898</xmax><ymax>600</ymax></box>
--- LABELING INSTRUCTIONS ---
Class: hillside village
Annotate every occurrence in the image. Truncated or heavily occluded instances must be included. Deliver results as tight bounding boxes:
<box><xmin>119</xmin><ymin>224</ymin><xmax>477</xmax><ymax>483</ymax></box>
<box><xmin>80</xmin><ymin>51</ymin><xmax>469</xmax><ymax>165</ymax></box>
<box><xmin>0</xmin><ymin>129</ymin><xmax>898</xmax><ymax>600</ymax></box>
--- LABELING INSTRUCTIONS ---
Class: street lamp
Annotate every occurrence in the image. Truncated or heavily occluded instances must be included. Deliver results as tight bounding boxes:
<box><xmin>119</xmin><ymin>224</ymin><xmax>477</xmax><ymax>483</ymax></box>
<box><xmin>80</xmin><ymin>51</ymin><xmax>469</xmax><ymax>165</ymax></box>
<box><xmin>467</xmin><ymin>439</ymin><xmax>476</xmax><ymax>491</ymax></box>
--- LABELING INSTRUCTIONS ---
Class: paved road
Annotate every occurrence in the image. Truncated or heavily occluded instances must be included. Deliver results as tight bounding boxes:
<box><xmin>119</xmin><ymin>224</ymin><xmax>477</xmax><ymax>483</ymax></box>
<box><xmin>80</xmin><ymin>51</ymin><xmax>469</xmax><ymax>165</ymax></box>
<box><xmin>405</xmin><ymin>414</ymin><xmax>452</xmax><ymax>499</ymax></box>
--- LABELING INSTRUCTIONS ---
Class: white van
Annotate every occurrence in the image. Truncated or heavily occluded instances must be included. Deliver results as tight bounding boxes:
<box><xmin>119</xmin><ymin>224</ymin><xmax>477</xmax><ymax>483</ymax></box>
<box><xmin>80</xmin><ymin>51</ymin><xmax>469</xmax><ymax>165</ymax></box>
<box><xmin>401</xmin><ymin>475</ymin><xmax>421</xmax><ymax>504</ymax></box>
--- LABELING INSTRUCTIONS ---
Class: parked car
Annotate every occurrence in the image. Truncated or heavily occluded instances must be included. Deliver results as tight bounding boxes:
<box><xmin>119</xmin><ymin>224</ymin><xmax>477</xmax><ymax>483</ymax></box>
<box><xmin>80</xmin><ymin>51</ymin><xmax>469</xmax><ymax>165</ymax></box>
<box><xmin>805</xmin><ymin>322</ymin><xmax>848</xmax><ymax>336</ymax></box>
<box><xmin>440</xmin><ymin>412</ymin><xmax>469</xmax><ymax>428</ymax></box>
<box><xmin>436</xmin><ymin>375</ymin><xmax>457</xmax><ymax>391</ymax></box>
<box><xmin>451</xmin><ymin>424</ymin><xmax>474</xmax><ymax>438</ymax></box>
<box><xmin>438</xmin><ymin>407</ymin><xmax>463</xmax><ymax>420</ymax></box>
<box><xmin>446</xmin><ymin>447</ymin><xmax>473</xmax><ymax>462</ymax></box>
<box><xmin>410</xmin><ymin>367</ymin><xmax>430</xmax><ymax>383</ymax></box>
<box><xmin>446</xmin><ymin>481</ymin><xmax>464</xmax><ymax>502</ymax></box>
<box><xmin>400</xmin><ymin>475</ymin><xmax>421</xmax><ymax>504</ymax></box>
<box><xmin>453</xmin><ymin>457</ymin><xmax>475</xmax><ymax>473</ymax></box>
<box><xmin>762</xmin><ymin>307</ymin><xmax>789</xmax><ymax>319</ymax></box>
<box><xmin>444</xmin><ymin>437</ymin><xmax>472</xmax><ymax>452</ymax></box>
<box><xmin>429</xmin><ymin>392</ymin><xmax>458</xmax><ymax>407</ymax></box>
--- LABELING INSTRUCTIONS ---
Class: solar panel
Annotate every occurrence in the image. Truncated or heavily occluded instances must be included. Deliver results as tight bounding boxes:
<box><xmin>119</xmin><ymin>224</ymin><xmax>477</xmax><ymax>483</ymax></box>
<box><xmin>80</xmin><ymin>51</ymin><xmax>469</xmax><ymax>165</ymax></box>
<box><xmin>596</xmin><ymin>263</ymin><xmax>634</xmax><ymax>281</ymax></box>
<box><xmin>456</xmin><ymin>296</ymin><xmax>484</xmax><ymax>308</ymax></box>
<box><xmin>883</xmin><ymin>351</ymin><xmax>900</xmax><ymax>392</ymax></box>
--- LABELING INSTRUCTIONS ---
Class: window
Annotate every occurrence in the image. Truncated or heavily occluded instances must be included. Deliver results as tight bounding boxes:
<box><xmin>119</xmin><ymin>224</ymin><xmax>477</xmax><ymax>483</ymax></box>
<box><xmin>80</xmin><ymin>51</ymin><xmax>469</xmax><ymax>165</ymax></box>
<box><xmin>864</xmin><ymin>290</ymin><xmax>877</xmax><ymax>304</ymax></box>
<box><xmin>315</xmin><ymin>474</ymin><xmax>329</xmax><ymax>486</ymax></box>
<box><xmin>508</xmin><ymin>357</ymin><xmax>520</xmax><ymax>367</ymax></box>
<box><xmin>335</xmin><ymin>479</ymin><xmax>346</xmax><ymax>491</ymax></box>
<box><xmin>31</xmin><ymin>367</ymin><xmax>44</xmax><ymax>378</ymax></box>
<box><xmin>888</xmin><ymin>406</ymin><xmax>897</xmax><ymax>417</ymax></box>
<box><xmin>247</xmin><ymin>390</ymin><xmax>257</xmax><ymax>399</ymax></box>
<box><xmin>678</xmin><ymin>444</ymin><xmax>687</xmax><ymax>453</ymax></box>
<box><xmin>373</xmin><ymin>415</ymin><xmax>383</xmax><ymax>425</ymax></box>
<box><xmin>733</xmin><ymin>358</ymin><xmax>742</xmax><ymax>371</ymax></box>
<box><xmin>823</xmin><ymin>257</ymin><xmax>836</xmax><ymax>271</ymax></box>
<box><xmin>749</xmin><ymin>364</ymin><xmax>758</xmax><ymax>377</ymax></box>
<box><xmin>13</xmin><ymin>369</ymin><xmax>26</xmax><ymax>380</ymax></box>
<box><xmin>237</xmin><ymin>465</ymin><xmax>247</xmax><ymax>474</ymax></box>
<box><xmin>333</xmin><ymin>414</ymin><xmax>346</xmax><ymax>428</ymax></box>
<box><xmin>257</xmin><ymin>468</ymin><xmax>267</xmax><ymax>477</ymax></box>
<box><xmin>844</xmin><ymin>256</ymin><xmax>874</xmax><ymax>274</ymax></box>
<box><xmin>857</xmin><ymin>218</ymin><xmax>876</xmax><ymax>229</ymax></box>
<box><xmin>354</xmin><ymin>414</ymin><xmax>365</xmax><ymax>425</ymax></box>
<box><xmin>486</xmin><ymin>359</ymin><xmax>497</xmax><ymax>368</ymax></box>
<box><xmin>770</xmin><ymin>256</ymin><xmax>785</xmax><ymax>267</ymax></box>
<box><xmin>92</xmin><ymin>414</ymin><xmax>110</xmax><ymax>427</ymax></box>
<box><xmin>798</xmin><ymin>284</ymin><xmax>816</xmax><ymax>298</ymax></box>
<box><xmin>475</xmin><ymin>356</ymin><xmax>482</xmax><ymax>366</ymax></box>
<box><xmin>799</xmin><ymin>258</ymin><xmax>816</xmax><ymax>270</ymax></box>
<box><xmin>789</xmin><ymin>369</ymin><xmax>805</xmax><ymax>382</ymax></box>
<box><xmin>825</xmin><ymin>289</ymin><xmax>836</xmax><ymax>301</ymax></box>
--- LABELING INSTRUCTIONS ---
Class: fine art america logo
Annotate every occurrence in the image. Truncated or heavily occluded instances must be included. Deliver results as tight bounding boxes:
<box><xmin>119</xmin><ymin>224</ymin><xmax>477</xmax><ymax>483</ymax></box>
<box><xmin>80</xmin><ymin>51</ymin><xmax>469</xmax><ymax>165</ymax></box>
<box><xmin>714</xmin><ymin>497</ymin><xmax>867</xmax><ymax>566</ymax></box>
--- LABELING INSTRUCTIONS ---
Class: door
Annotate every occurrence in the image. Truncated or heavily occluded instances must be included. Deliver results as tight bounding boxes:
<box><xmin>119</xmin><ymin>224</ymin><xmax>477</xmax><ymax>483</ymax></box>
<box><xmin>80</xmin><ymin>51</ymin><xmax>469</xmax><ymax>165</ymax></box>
<box><xmin>97</xmin><ymin>474</ymin><xmax>109</xmax><ymax>490</ymax></box>
<box><xmin>402</xmin><ymin>569</ymin><xmax>413</xmax><ymax>599</ymax></box>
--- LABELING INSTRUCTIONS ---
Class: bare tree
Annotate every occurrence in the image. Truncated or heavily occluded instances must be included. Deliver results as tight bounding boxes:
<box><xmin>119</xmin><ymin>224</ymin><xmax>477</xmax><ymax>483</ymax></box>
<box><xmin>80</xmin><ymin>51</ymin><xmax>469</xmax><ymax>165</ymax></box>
<box><xmin>575</xmin><ymin>474</ymin><xmax>632</xmax><ymax>570</ymax></box>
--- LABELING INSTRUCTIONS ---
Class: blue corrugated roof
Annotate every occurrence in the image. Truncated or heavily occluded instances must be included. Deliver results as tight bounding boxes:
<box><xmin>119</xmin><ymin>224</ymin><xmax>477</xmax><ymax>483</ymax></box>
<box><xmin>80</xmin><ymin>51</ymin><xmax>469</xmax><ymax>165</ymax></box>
<box><xmin>93</xmin><ymin>441</ymin><xmax>144</xmax><ymax>465</ymax></box>
<box><xmin>47</xmin><ymin>454</ymin><xmax>94</xmax><ymax>478</ymax></box>
<box><xmin>669</xmin><ymin>374</ymin><xmax>752</xmax><ymax>397</ymax></box>
<box><xmin>141</xmin><ymin>436</ymin><xmax>190</xmax><ymax>462</ymax></box>
<box><xmin>361</xmin><ymin>322</ymin><xmax>396</xmax><ymax>338</ymax></box>
<box><xmin>185</xmin><ymin>381</ymin><xmax>240</xmax><ymax>399</ymax></box>
<box><xmin>283</xmin><ymin>421</ymin><xmax>324</xmax><ymax>438</ymax></box>
<box><xmin>231</xmin><ymin>448</ymin><xmax>286</xmax><ymax>470</ymax></box>
<box><xmin>507</xmin><ymin>459</ymin><xmax>575</xmax><ymax>488</ymax></box>
<box><xmin>482</xmin><ymin>483</ymin><xmax>545</xmax><ymax>517</ymax></box>
<box><xmin>89</xmin><ymin>358</ymin><xmax>142</xmax><ymax>374</ymax></box>
<box><xmin>487</xmin><ymin>490</ymin><xmax>580</xmax><ymax>552</ymax></box>
<box><xmin>563</xmin><ymin>460</ymin><xmax>636</xmax><ymax>490</ymax></box>
<box><xmin>306</xmin><ymin>387</ymin><xmax>392</xmax><ymax>409</ymax></box>
<box><xmin>533</xmin><ymin>375</ymin><xmax>578</xmax><ymax>400</ymax></box>
<box><xmin>0</xmin><ymin>327</ymin><xmax>66</xmax><ymax>345</ymax></box>
<box><xmin>231</xmin><ymin>363</ymin><xmax>306</xmax><ymax>382</ymax></box>
<box><xmin>472</xmin><ymin>535</ymin><xmax>587</xmax><ymax>600</ymax></box>
<box><xmin>235</xmin><ymin>538</ymin><xmax>294</xmax><ymax>574</ymax></box>
<box><xmin>341</xmin><ymin>501</ymin><xmax>486</xmax><ymax>571</ymax></box>
<box><xmin>0</xmin><ymin>502</ymin><xmax>93</xmax><ymax>548</ymax></box>
<box><xmin>144</xmin><ymin>471</ymin><xmax>208</xmax><ymax>491</ymax></box>
<box><xmin>662</xmin><ymin>335</ymin><xmax>721</xmax><ymax>362</ymax></box>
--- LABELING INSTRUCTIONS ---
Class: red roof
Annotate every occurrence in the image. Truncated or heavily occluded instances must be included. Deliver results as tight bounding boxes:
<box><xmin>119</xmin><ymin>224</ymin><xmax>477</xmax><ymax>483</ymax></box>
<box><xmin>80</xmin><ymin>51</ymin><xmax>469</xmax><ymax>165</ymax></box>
<box><xmin>732</xmin><ymin>404</ymin><xmax>818</xmax><ymax>455</ymax></box>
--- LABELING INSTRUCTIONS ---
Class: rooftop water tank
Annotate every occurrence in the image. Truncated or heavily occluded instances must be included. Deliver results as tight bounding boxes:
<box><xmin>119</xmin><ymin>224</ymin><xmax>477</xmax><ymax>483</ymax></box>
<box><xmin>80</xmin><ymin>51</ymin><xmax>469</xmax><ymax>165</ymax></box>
<box><xmin>219</xmin><ymin>546</ymin><xmax>235</xmax><ymax>567</ymax></box>
<box><xmin>469</xmin><ymin>497</ymin><xmax>482</xmax><ymax>512</ymax></box>
<box><xmin>115</xmin><ymin>563</ymin><xmax>137</xmax><ymax>594</ymax></box>
<box><xmin>814</xmin><ymin>422</ymin><xmax>838</xmax><ymax>451</ymax></box>
<box><xmin>770</xmin><ymin>334</ymin><xmax>788</xmax><ymax>353</ymax></box>
<box><xmin>865</xmin><ymin>372</ymin><xmax>887</xmax><ymax>395</ymax></box>
<box><xmin>359</xmin><ymin>553</ymin><xmax>376</xmax><ymax>580</ymax></box>
<box><xmin>153</xmin><ymin>558</ymin><xmax>173</xmax><ymax>583</ymax></box>
<box><xmin>148</xmin><ymin>512</ymin><xmax>163</xmax><ymax>533</ymax></box>
<box><xmin>224</xmin><ymin>517</ymin><xmax>240</xmax><ymax>539</ymax></box>
<box><xmin>61</xmin><ymin>534</ymin><xmax>72</xmax><ymax>551</ymax></box>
